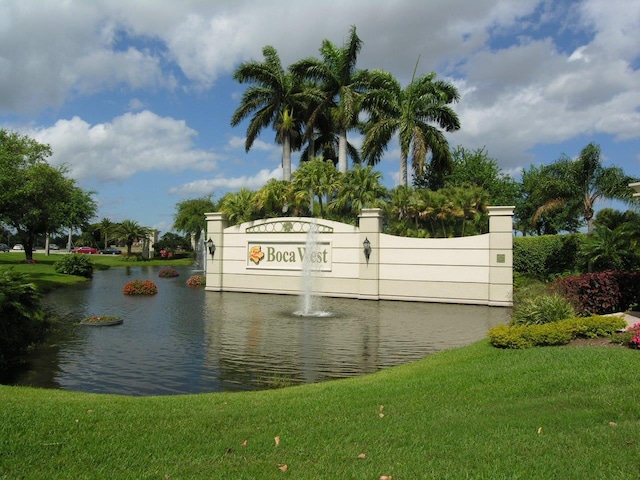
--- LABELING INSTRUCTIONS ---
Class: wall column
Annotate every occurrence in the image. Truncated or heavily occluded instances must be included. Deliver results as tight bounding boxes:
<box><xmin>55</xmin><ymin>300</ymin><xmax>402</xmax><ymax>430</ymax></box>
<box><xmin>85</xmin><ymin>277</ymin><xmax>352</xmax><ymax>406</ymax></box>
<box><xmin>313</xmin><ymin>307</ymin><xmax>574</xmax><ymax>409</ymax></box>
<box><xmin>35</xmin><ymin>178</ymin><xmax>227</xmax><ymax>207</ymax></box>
<box><xmin>358</xmin><ymin>208</ymin><xmax>383</xmax><ymax>300</ymax></box>
<box><xmin>488</xmin><ymin>206</ymin><xmax>514</xmax><ymax>307</ymax></box>
<box><xmin>205</xmin><ymin>212</ymin><xmax>227</xmax><ymax>292</ymax></box>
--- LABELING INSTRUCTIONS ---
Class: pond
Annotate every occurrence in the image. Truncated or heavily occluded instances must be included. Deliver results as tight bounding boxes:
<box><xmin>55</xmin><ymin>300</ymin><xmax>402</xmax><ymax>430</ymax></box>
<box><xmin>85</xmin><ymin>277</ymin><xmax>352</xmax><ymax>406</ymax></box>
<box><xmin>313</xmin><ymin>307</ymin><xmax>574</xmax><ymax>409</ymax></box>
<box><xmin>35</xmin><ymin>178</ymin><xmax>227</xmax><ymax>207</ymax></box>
<box><xmin>2</xmin><ymin>266</ymin><xmax>510</xmax><ymax>396</ymax></box>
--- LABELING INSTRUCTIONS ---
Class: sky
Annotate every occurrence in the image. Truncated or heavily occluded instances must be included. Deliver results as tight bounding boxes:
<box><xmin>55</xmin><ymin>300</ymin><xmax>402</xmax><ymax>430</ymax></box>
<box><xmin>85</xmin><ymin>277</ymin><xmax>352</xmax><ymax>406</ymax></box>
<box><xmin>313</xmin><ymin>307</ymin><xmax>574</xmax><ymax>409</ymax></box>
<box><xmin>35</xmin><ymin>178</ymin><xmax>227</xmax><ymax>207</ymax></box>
<box><xmin>1</xmin><ymin>0</ymin><xmax>639</xmax><ymax>235</ymax></box>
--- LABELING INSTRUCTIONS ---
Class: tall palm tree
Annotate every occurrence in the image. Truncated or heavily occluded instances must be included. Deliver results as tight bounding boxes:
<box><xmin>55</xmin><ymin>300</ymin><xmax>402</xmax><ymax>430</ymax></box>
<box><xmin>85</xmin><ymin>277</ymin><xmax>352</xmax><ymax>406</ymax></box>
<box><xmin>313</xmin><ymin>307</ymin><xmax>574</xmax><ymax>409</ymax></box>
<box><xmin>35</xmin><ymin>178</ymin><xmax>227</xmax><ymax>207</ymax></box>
<box><xmin>361</xmin><ymin>64</ymin><xmax>461</xmax><ymax>188</ymax></box>
<box><xmin>292</xmin><ymin>25</ymin><xmax>369</xmax><ymax>174</ymax></box>
<box><xmin>117</xmin><ymin>220</ymin><xmax>150</xmax><ymax>256</ymax></box>
<box><xmin>231</xmin><ymin>46</ymin><xmax>309</xmax><ymax>181</ymax></box>
<box><xmin>99</xmin><ymin>217</ymin><xmax>113</xmax><ymax>249</ymax></box>
<box><xmin>533</xmin><ymin>143</ymin><xmax>637</xmax><ymax>234</ymax></box>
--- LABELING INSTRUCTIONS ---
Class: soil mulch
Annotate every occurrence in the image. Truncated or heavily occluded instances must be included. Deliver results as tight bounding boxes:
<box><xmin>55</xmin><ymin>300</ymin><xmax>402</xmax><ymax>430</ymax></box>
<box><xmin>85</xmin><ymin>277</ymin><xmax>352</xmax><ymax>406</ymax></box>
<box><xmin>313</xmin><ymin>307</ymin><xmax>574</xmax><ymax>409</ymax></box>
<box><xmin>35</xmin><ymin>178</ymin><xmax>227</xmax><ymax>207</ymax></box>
<box><xmin>564</xmin><ymin>337</ymin><xmax>626</xmax><ymax>348</ymax></box>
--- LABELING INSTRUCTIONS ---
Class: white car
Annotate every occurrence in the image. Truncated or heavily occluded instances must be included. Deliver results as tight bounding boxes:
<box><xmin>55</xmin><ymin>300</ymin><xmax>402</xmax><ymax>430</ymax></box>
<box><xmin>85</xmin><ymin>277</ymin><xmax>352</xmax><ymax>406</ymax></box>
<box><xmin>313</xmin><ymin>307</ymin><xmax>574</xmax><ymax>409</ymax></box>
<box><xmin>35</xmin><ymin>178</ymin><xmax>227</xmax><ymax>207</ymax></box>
<box><xmin>12</xmin><ymin>244</ymin><xmax>24</xmax><ymax>250</ymax></box>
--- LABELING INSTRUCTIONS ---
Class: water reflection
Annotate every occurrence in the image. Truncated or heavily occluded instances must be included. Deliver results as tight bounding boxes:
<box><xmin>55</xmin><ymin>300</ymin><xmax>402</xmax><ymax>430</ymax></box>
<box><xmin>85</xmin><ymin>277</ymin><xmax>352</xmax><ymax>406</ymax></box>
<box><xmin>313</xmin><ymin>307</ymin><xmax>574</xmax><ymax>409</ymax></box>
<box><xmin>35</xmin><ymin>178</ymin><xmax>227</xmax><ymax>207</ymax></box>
<box><xmin>3</xmin><ymin>266</ymin><xmax>509</xmax><ymax>396</ymax></box>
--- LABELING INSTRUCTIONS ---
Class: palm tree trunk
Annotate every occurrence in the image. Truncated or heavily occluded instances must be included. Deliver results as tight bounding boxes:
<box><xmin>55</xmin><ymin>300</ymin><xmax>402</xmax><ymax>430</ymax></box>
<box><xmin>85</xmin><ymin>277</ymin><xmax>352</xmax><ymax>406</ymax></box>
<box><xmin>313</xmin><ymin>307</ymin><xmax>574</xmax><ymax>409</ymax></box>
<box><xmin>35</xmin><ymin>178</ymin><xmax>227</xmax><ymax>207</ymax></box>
<box><xmin>400</xmin><ymin>153</ymin><xmax>408</xmax><ymax>187</ymax></box>
<box><xmin>338</xmin><ymin>128</ymin><xmax>348</xmax><ymax>173</ymax></box>
<box><xmin>282</xmin><ymin>134</ymin><xmax>292</xmax><ymax>181</ymax></box>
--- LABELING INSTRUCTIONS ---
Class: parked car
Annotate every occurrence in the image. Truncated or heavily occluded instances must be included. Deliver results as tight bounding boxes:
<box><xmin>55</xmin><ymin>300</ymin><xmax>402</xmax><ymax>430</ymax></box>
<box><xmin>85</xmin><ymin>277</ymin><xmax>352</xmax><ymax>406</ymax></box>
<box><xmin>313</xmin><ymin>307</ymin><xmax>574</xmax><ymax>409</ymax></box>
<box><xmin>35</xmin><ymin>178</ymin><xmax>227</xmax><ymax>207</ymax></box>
<box><xmin>49</xmin><ymin>244</ymin><xmax>60</xmax><ymax>250</ymax></box>
<box><xmin>101</xmin><ymin>247</ymin><xmax>122</xmax><ymax>255</ymax></box>
<box><xmin>74</xmin><ymin>246</ymin><xmax>98</xmax><ymax>254</ymax></box>
<box><xmin>0</xmin><ymin>243</ymin><xmax>9</xmax><ymax>252</ymax></box>
<box><xmin>12</xmin><ymin>244</ymin><xmax>24</xmax><ymax>251</ymax></box>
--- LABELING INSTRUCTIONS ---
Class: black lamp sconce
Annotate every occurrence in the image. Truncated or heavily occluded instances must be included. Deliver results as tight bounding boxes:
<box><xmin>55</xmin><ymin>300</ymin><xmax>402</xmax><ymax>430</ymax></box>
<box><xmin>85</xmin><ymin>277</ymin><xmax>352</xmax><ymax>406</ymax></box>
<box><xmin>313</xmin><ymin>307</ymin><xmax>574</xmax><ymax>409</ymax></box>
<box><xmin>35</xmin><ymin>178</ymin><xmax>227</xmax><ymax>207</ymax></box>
<box><xmin>207</xmin><ymin>237</ymin><xmax>216</xmax><ymax>259</ymax></box>
<box><xmin>363</xmin><ymin>237</ymin><xmax>371</xmax><ymax>264</ymax></box>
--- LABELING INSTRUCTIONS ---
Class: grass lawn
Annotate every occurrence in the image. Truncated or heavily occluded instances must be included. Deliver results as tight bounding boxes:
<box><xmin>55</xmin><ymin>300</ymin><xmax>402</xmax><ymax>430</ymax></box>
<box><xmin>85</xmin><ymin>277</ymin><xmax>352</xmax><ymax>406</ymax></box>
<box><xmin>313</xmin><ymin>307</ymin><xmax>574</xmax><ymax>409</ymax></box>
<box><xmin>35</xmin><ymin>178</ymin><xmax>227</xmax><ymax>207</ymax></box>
<box><xmin>0</xmin><ymin>252</ymin><xmax>193</xmax><ymax>291</ymax></box>
<box><xmin>1</xmin><ymin>341</ymin><xmax>638</xmax><ymax>479</ymax></box>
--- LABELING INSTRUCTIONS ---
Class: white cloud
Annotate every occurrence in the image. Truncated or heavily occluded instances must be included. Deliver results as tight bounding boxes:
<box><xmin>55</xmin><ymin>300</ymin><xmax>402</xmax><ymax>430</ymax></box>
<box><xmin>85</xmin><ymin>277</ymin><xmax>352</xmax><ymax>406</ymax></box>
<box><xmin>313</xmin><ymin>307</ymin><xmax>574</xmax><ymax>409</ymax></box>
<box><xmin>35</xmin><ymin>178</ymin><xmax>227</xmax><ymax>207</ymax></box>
<box><xmin>170</xmin><ymin>167</ymin><xmax>282</xmax><ymax>196</ymax></box>
<box><xmin>29</xmin><ymin>110</ymin><xmax>219</xmax><ymax>182</ymax></box>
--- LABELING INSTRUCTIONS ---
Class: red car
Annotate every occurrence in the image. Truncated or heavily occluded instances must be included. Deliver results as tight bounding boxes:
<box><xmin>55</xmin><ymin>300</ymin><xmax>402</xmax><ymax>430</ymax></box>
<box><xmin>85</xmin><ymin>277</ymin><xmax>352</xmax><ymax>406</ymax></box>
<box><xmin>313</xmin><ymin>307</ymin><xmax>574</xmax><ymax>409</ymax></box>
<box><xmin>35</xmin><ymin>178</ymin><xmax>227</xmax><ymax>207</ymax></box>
<box><xmin>75</xmin><ymin>246</ymin><xmax>98</xmax><ymax>254</ymax></box>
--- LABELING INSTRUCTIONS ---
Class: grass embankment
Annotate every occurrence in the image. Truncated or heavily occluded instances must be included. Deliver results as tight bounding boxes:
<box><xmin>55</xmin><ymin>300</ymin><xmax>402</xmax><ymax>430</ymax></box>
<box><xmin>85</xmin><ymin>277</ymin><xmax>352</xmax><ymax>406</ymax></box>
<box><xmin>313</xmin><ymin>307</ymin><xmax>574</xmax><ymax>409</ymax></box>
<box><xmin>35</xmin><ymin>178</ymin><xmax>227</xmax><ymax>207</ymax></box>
<box><xmin>2</xmin><ymin>342</ymin><xmax>639</xmax><ymax>479</ymax></box>
<box><xmin>0</xmin><ymin>252</ymin><xmax>193</xmax><ymax>291</ymax></box>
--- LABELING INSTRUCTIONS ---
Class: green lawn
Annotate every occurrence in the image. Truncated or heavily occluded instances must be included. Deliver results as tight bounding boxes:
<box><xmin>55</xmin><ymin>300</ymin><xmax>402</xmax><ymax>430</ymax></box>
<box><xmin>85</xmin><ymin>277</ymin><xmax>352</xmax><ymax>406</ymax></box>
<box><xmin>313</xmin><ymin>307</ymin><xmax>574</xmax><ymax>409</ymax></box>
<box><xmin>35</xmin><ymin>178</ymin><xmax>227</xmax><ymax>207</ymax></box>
<box><xmin>0</xmin><ymin>252</ymin><xmax>193</xmax><ymax>291</ymax></box>
<box><xmin>1</xmin><ymin>341</ymin><xmax>638</xmax><ymax>479</ymax></box>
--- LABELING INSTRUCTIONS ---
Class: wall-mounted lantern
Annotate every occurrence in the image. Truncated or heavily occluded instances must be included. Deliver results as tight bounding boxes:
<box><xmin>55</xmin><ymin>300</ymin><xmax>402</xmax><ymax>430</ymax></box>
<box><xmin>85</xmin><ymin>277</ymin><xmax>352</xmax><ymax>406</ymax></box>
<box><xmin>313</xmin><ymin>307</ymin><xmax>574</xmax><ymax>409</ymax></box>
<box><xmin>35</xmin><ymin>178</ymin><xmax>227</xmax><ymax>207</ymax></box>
<box><xmin>363</xmin><ymin>237</ymin><xmax>371</xmax><ymax>264</ymax></box>
<box><xmin>207</xmin><ymin>237</ymin><xmax>216</xmax><ymax>259</ymax></box>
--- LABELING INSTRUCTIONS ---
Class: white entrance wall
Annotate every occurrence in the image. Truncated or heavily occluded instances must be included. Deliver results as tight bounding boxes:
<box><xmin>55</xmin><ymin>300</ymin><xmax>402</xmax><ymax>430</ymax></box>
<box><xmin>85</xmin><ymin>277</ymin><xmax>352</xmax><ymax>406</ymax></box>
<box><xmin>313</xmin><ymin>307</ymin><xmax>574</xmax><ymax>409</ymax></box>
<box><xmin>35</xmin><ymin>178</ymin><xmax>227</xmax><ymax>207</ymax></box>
<box><xmin>205</xmin><ymin>207</ymin><xmax>514</xmax><ymax>306</ymax></box>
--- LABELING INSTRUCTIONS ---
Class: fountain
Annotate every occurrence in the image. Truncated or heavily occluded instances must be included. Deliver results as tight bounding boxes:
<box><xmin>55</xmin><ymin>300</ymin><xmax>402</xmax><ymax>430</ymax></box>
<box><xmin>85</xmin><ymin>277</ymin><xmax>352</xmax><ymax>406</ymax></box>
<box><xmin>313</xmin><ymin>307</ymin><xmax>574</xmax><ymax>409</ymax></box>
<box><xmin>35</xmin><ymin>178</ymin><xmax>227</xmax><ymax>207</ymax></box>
<box><xmin>294</xmin><ymin>223</ymin><xmax>332</xmax><ymax>317</ymax></box>
<box><xmin>192</xmin><ymin>230</ymin><xmax>206</xmax><ymax>273</ymax></box>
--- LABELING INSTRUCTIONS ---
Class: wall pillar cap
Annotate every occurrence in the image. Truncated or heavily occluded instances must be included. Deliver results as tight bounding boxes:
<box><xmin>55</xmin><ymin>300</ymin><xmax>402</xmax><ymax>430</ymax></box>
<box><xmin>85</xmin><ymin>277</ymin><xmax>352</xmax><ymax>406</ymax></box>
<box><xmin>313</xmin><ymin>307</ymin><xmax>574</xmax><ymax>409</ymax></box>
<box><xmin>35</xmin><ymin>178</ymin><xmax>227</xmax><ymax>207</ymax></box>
<box><xmin>487</xmin><ymin>206</ymin><xmax>515</xmax><ymax>216</ymax></box>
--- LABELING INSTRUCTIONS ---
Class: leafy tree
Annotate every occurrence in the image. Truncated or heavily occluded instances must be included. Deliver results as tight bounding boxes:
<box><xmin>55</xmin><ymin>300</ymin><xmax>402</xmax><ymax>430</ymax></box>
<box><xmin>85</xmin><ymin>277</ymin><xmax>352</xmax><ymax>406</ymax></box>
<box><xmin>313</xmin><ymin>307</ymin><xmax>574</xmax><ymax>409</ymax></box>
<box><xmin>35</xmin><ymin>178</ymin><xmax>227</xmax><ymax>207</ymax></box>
<box><xmin>254</xmin><ymin>179</ymin><xmax>296</xmax><ymax>217</ymax></box>
<box><xmin>173</xmin><ymin>196</ymin><xmax>217</xmax><ymax>246</ymax></box>
<box><xmin>99</xmin><ymin>218</ymin><xmax>114</xmax><ymax>249</ymax></box>
<box><xmin>219</xmin><ymin>189</ymin><xmax>257</xmax><ymax>225</ymax></box>
<box><xmin>329</xmin><ymin>165</ymin><xmax>387</xmax><ymax>220</ymax></box>
<box><xmin>231</xmin><ymin>46</ymin><xmax>311</xmax><ymax>181</ymax></box>
<box><xmin>0</xmin><ymin>130</ymin><xmax>96</xmax><ymax>261</ymax></box>
<box><xmin>361</xmin><ymin>64</ymin><xmax>460</xmax><ymax>188</ymax></box>
<box><xmin>291</xmin><ymin>158</ymin><xmax>341</xmax><ymax>217</ymax></box>
<box><xmin>116</xmin><ymin>220</ymin><xmax>150</xmax><ymax>256</ymax></box>
<box><xmin>292</xmin><ymin>25</ymin><xmax>368</xmax><ymax>173</ymax></box>
<box><xmin>532</xmin><ymin>143</ymin><xmax>637</xmax><ymax>234</ymax></box>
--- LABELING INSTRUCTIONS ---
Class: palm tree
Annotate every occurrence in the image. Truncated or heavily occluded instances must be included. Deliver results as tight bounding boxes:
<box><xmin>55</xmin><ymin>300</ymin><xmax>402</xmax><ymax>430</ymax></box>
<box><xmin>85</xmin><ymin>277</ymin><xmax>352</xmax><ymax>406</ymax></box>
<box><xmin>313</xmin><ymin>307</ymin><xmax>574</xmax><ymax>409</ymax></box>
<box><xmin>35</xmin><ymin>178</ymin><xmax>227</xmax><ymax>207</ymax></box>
<box><xmin>292</xmin><ymin>25</ymin><xmax>368</xmax><ymax>174</ymax></box>
<box><xmin>99</xmin><ymin>217</ymin><xmax>113</xmax><ymax>249</ymax></box>
<box><xmin>231</xmin><ymin>46</ymin><xmax>309</xmax><ymax>181</ymax></box>
<box><xmin>533</xmin><ymin>143</ymin><xmax>637</xmax><ymax>234</ymax></box>
<box><xmin>117</xmin><ymin>220</ymin><xmax>150</xmax><ymax>256</ymax></box>
<box><xmin>219</xmin><ymin>189</ymin><xmax>257</xmax><ymax>225</ymax></box>
<box><xmin>330</xmin><ymin>165</ymin><xmax>387</xmax><ymax>218</ymax></box>
<box><xmin>291</xmin><ymin>158</ymin><xmax>341</xmax><ymax>217</ymax></box>
<box><xmin>254</xmin><ymin>179</ymin><xmax>295</xmax><ymax>217</ymax></box>
<box><xmin>361</xmin><ymin>64</ymin><xmax>461</xmax><ymax>188</ymax></box>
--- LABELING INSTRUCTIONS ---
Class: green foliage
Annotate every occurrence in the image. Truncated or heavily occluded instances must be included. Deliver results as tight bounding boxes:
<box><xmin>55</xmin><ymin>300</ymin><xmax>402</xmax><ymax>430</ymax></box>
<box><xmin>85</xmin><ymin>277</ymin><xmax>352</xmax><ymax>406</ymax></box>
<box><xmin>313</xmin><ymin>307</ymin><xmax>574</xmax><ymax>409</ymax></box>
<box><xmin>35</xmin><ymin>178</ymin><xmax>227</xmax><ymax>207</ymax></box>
<box><xmin>511</xmin><ymin>293</ymin><xmax>575</xmax><ymax>325</ymax></box>
<box><xmin>123</xmin><ymin>280</ymin><xmax>158</xmax><ymax>295</ymax></box>
<box><xmin>0</xmin><ymin>269</ymin><xmax>47</xmax><ymax>368</ymax></box>
<box><xmin>513</xmin><ymin>234</ymin><xmax>584</xmax><ymax>280</ymax></box>
<box><xmin>53</xmin><ymin>254</ymin><xmax>94</xmax><ymax>278</ymax></box>
<box><xmin>489</xmin><ymin>315</ymin><xmax>627</xmax><ymax>349</ymax></box>
<box><xmin>173</xmin><ymin>196</ymin><xmax>216</xmax><ymax>243</ymax></box>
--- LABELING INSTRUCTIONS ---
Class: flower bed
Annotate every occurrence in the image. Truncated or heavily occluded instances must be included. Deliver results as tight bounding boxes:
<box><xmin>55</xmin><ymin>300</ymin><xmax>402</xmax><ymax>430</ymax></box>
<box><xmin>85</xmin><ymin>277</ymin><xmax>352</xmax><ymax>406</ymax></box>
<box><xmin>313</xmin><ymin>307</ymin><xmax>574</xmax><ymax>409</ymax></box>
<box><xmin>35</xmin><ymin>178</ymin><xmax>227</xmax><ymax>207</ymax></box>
<box><xmin>80</xmin><ymin>315</ymin><xmax>123</xmax><ymax>326</ymax></box>
<box><xmin>186</xmin><ymin>275</ymin><xmax>205</xmax><ymax>288</ymax></box>
<box><xmin>158</xmin><ymin>267</ymin><xmax>180</xmax><ymax>278</ymax></box>
<box><xmin>123</xmin><ymin>280</ymin><xmax>158</xmax><ymax>295</ymax></box>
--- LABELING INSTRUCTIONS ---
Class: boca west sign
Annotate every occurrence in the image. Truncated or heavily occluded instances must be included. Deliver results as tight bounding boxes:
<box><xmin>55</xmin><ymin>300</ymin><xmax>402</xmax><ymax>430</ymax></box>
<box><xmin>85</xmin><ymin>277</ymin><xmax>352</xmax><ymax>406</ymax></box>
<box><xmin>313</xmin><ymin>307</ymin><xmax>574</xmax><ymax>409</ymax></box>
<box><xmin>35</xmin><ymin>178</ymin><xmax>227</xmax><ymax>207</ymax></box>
<box><xmin>247</xmin><ymin>241</ymin><xmax>332</xmax><ymax>271</ymax></box>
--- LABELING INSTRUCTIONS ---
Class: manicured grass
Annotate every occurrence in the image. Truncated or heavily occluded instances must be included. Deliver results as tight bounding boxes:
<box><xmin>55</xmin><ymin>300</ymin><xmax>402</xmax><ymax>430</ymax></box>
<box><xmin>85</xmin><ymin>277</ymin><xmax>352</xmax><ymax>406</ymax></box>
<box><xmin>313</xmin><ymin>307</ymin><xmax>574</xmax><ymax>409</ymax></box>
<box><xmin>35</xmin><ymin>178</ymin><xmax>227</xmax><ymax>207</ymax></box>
<box><xmin>0</xmin><ymin>252</ymin><xmax>193</xmax><ymax>291</ymax></box>
<box><xmin>1</xmin><ymin>341</ymin><xmax>638</xmax><ymax>479</ymax></box>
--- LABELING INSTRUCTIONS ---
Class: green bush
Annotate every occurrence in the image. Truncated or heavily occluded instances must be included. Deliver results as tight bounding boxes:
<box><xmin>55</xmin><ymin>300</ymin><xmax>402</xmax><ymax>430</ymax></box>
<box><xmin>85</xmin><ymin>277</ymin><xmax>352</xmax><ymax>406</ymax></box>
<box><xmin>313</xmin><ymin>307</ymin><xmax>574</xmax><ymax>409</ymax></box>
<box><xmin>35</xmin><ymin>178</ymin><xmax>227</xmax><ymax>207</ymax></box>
<box><xmin>511</xmin><ymin>293</ymin><xmax>575</xmax><ymax>325</ymax></box>
<box><xmin>514</xmin><ymin>234</ymin><xmax>584</xmax><ymax>280</ymax></box>
<box><xmin>0</xmin><ymin>269</ymin><xmax>48</xmax><ymax>369</ymax></box>
<box><xmin>54</xmin><ymin>254</ymin><xmax>94</xmax><ymax>278</ymax></box>
<box><xmin>489</xmin><ymin>315</ymin><xmax>627</xmax><ymax>349</ymax></box>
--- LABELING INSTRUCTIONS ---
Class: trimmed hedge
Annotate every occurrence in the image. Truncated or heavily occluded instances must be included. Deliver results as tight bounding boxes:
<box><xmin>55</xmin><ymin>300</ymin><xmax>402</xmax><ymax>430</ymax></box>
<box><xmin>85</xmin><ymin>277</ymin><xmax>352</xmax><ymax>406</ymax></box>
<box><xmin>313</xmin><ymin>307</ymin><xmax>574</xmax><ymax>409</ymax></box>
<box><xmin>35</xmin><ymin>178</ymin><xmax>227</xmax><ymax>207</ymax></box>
<box><xmin>489</xmin><ymin>315</ymin><xmax>628</xmax><ymax>349</ymax></box>
<box><xmin>514</xmin><ymin>234</ymin><xmax>584</xmax><ymax>280</ymax></box>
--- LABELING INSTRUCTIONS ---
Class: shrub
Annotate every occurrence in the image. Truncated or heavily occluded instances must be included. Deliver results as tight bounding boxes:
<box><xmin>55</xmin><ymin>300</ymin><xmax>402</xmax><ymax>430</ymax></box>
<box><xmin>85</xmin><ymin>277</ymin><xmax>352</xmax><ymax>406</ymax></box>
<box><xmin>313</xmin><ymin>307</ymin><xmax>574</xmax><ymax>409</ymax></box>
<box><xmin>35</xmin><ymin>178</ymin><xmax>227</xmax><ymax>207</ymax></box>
<box><xmin>489</xmin><ymin>315</ymin><xmax>627</xmax><ymax>349</ymax></box>
<box><xmin>123</xmin><ymin>280</ymin><xmax>158</xmax><ymax>295</ymax></box>
<box><xmin>511</xmin><ymin>293</ymin><xmax>575</xmax><ymax>325</ymax></box>
<box><xmin>54</xmin><ymin>254</ymin><xmax>94</xmax><ymax>278</ymax></box>
<box><xmin>158</xmin><ymin>267</ymin><xmax>180</xmax><ymax>278</ymax></box>
<box><xmin>186</xmin><ymin>275</ymin><xmax>205</xmax><ymax>288</ymax></box>
<box><xmin>611</xmin><ymin>322</ymin><xmax>640</xmax><ymax>349</ymax></box>
<box><xmin>0</xmin><ymin>269</ymin><xmax>48</xmax><ymax>368</ymax></box>
<box><xmin>513</xmin><ymin>234</ymin><xmax>584</xmax><ymax>280</ymax></box>
<box><xmin>555</xmin><ymin>270</ymin><xmax>640</xmax><ymax>315</ymax></box>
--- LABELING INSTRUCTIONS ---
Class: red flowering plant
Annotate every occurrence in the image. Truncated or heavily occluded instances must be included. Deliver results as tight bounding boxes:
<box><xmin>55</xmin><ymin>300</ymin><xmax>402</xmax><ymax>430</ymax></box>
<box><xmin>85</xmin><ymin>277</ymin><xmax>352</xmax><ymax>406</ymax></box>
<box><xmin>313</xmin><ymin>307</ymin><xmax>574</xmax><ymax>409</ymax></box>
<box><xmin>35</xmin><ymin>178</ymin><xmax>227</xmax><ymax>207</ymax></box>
<box><xmin>186</xmin><ymin>275</ymin><xmax>205</xmax><ymax>288</ymax></box>
<box><xmin>629</xmin><ymin>323</ymin><xmax>640</xmax><ymax>350</ymax></box>
<box><xmin>158</xmin><ymin>267</ymin><xmax>180</xmax><ymax>278</ymax></box>
<box><xmin>123</xmin><ymin>280</ymin><xmax>158</xmax><ymax>295</ymax></box>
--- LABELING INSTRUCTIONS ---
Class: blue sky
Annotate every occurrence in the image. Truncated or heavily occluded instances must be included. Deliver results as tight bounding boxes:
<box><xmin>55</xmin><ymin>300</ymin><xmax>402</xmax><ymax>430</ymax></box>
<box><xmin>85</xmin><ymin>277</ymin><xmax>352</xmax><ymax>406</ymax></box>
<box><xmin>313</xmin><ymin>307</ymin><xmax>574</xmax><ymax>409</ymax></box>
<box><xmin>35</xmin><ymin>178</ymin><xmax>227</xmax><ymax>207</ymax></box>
<box><xmin>1</xmin><ymin>0</ymin><xmax>639</xmax><ymax>234</ymax></box>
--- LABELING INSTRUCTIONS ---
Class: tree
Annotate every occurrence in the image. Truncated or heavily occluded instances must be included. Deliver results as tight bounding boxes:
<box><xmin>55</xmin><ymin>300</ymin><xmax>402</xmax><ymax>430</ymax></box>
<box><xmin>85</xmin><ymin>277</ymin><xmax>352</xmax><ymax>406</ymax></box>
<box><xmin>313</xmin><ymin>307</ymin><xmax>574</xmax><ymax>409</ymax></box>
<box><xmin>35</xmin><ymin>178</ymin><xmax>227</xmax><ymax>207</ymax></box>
<box><xmin>116</xmin><ymin>220</ymin><xmax>150</xmax><ymax>256</ymax></box>
<box><xmin>330</xmin><ymin>165</ymin><xmax>387</xmax><ymax>219</ymax></box>
<box><xmin>533</xmin><ymin>143</ymin><xmax>637</xmax><ymax>234</ymax></box>
<box><xmin>0</xmin><ymin>130</ymin><xmax>96</xmax><ymax>261</ymax></box>
<box><xmin>231</xmin><ymin>46</ymin><xmax>311</xmax><ymax>181</ymax></box>
<box><xmin>292</xmin><ymin>25</ymin><xmax>369</xmax><ymax>173</ymax></box>
<box><xmin>173</xmin><ymin>196</ymin><xmax>217</xmax><ymax>246</ymax></box>
<box><xmin>99</xmin><ymin>218</ymin><xmax>114</xmax><ymax>249</ymax></box>
<box><xmin>291</xmin><ymin>158</ymin><xmax>341</xmax><ymax>217</ymax></box>
<box><xmin>362</xmin><ymin>64</ymin><xmax>460</xmax><ymax>188</ymax></box>
<box><xmin>254</xmin><ymin>179</ymin><xmax>296</xmax><ymax>217</ymax></box>
<box><xmin>219</xmin><ymin>189</ymin><xmax>257</xmax><ymax>225</ymax></box>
